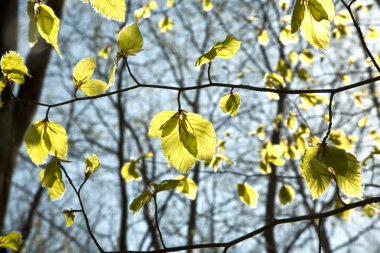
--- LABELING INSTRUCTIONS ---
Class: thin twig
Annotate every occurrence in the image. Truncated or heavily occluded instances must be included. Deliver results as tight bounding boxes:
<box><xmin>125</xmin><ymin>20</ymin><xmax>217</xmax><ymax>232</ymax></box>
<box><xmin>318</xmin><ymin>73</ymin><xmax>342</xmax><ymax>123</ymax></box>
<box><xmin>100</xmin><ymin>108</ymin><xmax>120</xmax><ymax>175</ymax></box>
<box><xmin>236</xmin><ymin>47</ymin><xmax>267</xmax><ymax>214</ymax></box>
<box><xmin>153</xmin><ymin>195</ymin><xmax>166</xmax><ymax>249</ymax></box>
<box><xmin>208</xmin><ymin>62</ymin><xmax>213</xmax><ymax>84</ymax></box>
<box><xmin>60</xmin><ymin>164</ymin><xmax>104</xmax><ymax>253</ymax></box>
<box><xmin>124</xmin><ymin>57</ymin><xmax>141</xmax><ymax>85</ymax></box>
<box><xmin>322</xmin><ymin>93</ymin><xmax>335</xmax><ymax>145</ymax></box>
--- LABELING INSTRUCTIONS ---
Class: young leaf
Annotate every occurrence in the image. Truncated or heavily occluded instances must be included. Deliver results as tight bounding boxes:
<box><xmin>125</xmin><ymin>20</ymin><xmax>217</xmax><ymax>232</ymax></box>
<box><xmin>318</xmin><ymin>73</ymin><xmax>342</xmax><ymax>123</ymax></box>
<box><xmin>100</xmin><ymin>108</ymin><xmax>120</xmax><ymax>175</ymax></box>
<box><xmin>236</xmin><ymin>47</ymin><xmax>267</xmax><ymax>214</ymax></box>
<box><xmin>279</xmin><ymin>184</ymin><xmax>295</xmax><ymax>205</ymax></box>
<box><xmin>118</xmin><ymin>23</ymin><xmax>143</xmax><ymax>56</ymax></box>
<box><xmin>153</xmin><ymin>179</ymin><xmax>182</xmax><ymax>193</ymax></box>
<box><xmin>210</xmin><ymin>153</ymin><xmax>233</xmax><ymax>171</ymax></box>
<box><xmin>129</xmin><ymin>188</ymin><xmax>151</xmax><ymax>214</ymax></box>
<box><xmin>1</xmin><ymin>51</ymin><xmax>30</xmax><ymax>84</ymax></box>
<box><xmin>149</xmin><ymin>110</ymin><xmax>216</xmax><ymax>172</ymax></box>
<box><xmin>25</xmin><ymin>120</ymin><xmax>68</xmax><ymax>165</ymax></box>
<box><xmin>39</xmin><ymin>160</ymin><xmax>65</xmax><ymax>201</ymax></box>
<box><xmin>121</xmin><ymin>161</ymin><xmax>141</xmax><ymax>182</ymax></box>
<box><xmin>84</xmin><ymin>154</ymin><xmax>100</xmax><ymax>178</ymax></box>
<box><xmin>80</xmin><ymin>79</ymin><xmax>109</xmax><ymax>96</ymax></box>
<box><xmin>176</xmin><ymin>175</ymin><xmax>198</xmax><ymax>200</ymax></box>
<box><xmin>36</xmin><ymin>4</ymin><xmax>61</xmax><ymax>56</ymax></box>
<box><xmin>27</xmin><ymin>0</ymin><xmax>38</xmax><ymax>47</ymax></box>
<box><xmin>62</xmin><ymin>210</ymin><xmax>75</xmax><ymax>227</ymax></box>
<box><xmin>88</xmin><ymin>0</ymin><xmax>126</xmax><ymax>22</ymax></box>
<box><xmin>0</xmin><ymin>232</ymin><xmax>23</xmax><ymax>251</ymax></box>
<box><xmin>237</xmin><ymin>183</ymin><xmax>259</xmax><ymax>208</ymax></box>
<box><xmin>202</xmin><ymin>0</ymin><xmax>213</xmax><ymax>11</ymax></box>
<box><xmin>258</xmin><ymin>29</ymin><xmax>270</xmax><ymax>46</ymax></box>
<box><xmin>159</xmin><ymin>16</ymin><xmax>174</xmax><ymax>33</ymax></box>
<box><xmin>300</xmin><ymin>145</ymin><xmax>362</xmax><ymax>199</ymax></box>
<box><xmin>72</xmin><ymin>57</ymin><xmax>96</xmax><ymax>86</ymax></box>
<box><xmin>219</xmin><ymin>92</ymin><xmax>241</xmax><ymax>117</ymax></box>
<box><xmin>286</xmin><ymin>111</ymin><xmax>297</xmax><ymax>131</ymax></box>
<box><xmin>195</xmin><ymin>35</ymin><xmax>241</xmax><ymax>69</ymax></box>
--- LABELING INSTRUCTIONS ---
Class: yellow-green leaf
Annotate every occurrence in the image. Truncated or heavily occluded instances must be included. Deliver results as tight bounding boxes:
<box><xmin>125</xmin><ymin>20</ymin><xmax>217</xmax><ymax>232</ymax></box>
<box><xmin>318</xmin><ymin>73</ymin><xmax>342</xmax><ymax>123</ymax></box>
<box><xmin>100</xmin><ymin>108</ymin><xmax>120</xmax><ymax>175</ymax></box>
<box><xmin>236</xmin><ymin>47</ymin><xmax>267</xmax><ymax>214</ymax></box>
<box><xmin>286</xmin><ymin>111</ymin><xmax>297</xmax><ymax>131</ymax></box>
<box><xmin>300</xmin><ymin>145</ymin><xmax>362</xmax><ymax>199</ymax></box>
<box><xmin>80</xmin><ymin>79</ymin><xmax>109</xmax><ymax>96</ymax></box>
<box><xmin>258</xmin><ymin>29</ymin><xmax>270</xmax><ymax>46</ymax></box>
<box><xmin>118</xmin><ymin>23</ymin><xmax>143</xmax><ymax>56</ymax></box>
<box><xmin>84</xmin><ymin>154</ymin><xmax>100</xmax><ymax>178</ymax></box>
<box><xmin>202</xmin><ymin>0</ymin><xmax>213</xmax><ymax>11</ymax></box>
<box><xmin>121</xmin><ymin>161</ymin><xmax>141</xmax><ymax>182</ymax></box>
<box><xmin>36</xmin><ymin>4</ymin><xmax>61</xmax><ymax>56</ymax></box>
<box><xmin>62</xmin><ymin>210</ymin><xmax>75</xmax><ymax>227</ymax></box>
<box><xmin>153</xmin><ymin>179</ymin><xmax>182</xmax><ymax>193</ymax></box>
<box><xmin>149</xmin><ymin>110</ymin><xmax>216</xmax><ymax>172</ymax></box>
<box><xmin>210</xmin><ymin>153</ymin><xmax>233</xmax><ymax>171</ymax></box>
<box><xmin>159</xmin><ymin>16</ymin><xmax>173</xmax><ymax>33</ymax></box>
<box><xmin>88</xmin><ymin>0</ymin><xmax>126</xmax><ymax>22</ymax></box>
<box><xmin>129</xmin><ymin>188</ymin><xmax>151</xmax><ymax>214</ymax></box>
<box><xmin>98</xmin><ymin>45</ymin><xmax>111</xmax><ymax>59</ymax></box>
<box><xmin>237</xmin><ymin>183</ymin><xmax>259</xmax><ymax>208</ymax></box>
<box><xmin>1</xmin><ymin>51</ymin><xmax>30</xmax><ymax>84</ymax></box>
<box><xmin>0</xmin><ymin>232</ymin><xmax>23</xmax><ymax>251</ymax></box>
<box><xmin>25</xmin><ymin>120</ymin><xmax>68</xmax><ymax>165</ymax></box>
<box><xmin>176</xmin><ymin>175</ymin><xmax>198</xmax><ymax>200</ymax></box>
<box><xmin>195</xmin><ymin>35</ymin><xmax>241</xmax><ymax>69</ymax></box>
<box><xmin>27</xmin><ymin>0</ymin><xmax>38</xmax><ymax>47</ymax></box>
<box><xmin>72</xmin><ymin>57</ymin><xmax>96</xmax><ymax>86</ymax></box>
<box><xmin>279</xmin><ymin>184</ymin><xmax>295</xmax><ymax>205</ymax></box>
<box><xmin>219</xmin><ymin>92</ymin><xmax>240</xmax><ymax>117</ymax></box>
<box><xmin>39</xmin><ymin>160</ymin><xmax>65</xmax><ymax>201</ymax></box>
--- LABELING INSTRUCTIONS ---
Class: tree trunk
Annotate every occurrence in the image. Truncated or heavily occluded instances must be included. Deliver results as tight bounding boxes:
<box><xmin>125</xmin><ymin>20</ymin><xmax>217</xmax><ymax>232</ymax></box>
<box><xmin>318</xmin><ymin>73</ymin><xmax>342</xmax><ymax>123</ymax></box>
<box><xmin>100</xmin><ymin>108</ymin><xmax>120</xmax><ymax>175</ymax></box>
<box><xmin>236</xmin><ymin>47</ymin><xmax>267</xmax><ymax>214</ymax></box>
<box><xmin>0</xmin><ymin>0</ymin><xmax>66</xmax><ymax>233</ymax></box>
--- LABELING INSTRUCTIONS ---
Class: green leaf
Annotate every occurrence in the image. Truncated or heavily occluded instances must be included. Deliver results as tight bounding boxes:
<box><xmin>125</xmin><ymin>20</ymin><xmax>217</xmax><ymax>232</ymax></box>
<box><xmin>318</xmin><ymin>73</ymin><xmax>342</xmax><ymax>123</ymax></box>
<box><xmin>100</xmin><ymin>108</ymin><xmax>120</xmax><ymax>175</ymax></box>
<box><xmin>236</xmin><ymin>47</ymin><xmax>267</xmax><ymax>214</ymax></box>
<box><xmin>62</xmin><ymin>210</ymin><xmax>75</xmax><ymax>227</ymax></box>
<box><xmin>202</xmin><ymin>0</ymin><xmax>213</xmax><ymax>11</ymax></box>
<box><xmin>264</xmin><ymin>72</ymin><xmax>285</xmax><ymax>87</ymax></box>
<box><xmin>80</xmin><ymin>79</ymin><xmax>109</xmax><ymax>96</ymax></box>
<box><xmin>220</xmin><ymin>92</ymin><xmax>240</xmax><ymax>117</ymax></box>
<box><xmin>1</xmin><ymin>51</ymin><xmax>30</xmax><ymax>84</ymax></box>
<box><xmin>237</xmin><ymin>183</ymin><xmax>259</xmax><ymax>208</ymax></box>
<box><xmin>72</xmin><ymin>57</ymin><xmax>96</xmax><ymax>86</ymax></box>
<box><xmin>108</xmin><ymin>58</ymin><xmax>119</xmax><ymax>85</ymax></box>
<box><xmin>118</xmin><ymin>23</ymin><xmax>143</xmax><ymax>56</ymax></box>
<box><xmin>308</xmin><ymin>0</ymin><xmax>329</xmax><ymax>21</ymax></box>
<box><xmin>36</xmin><ymin>4</ymin><xmax>61</xmax><ymax>56</ymax></box>
<box><xmin>25</xmin><ymin>120</ymin><xmax>68</xmax><ymax>165</ymax></box>
<box><xmin>84</xmin><ymin>154</ymin><xmax>100</xmax><ymax>178</ymax></box>
<box><xmin>129</xmin><ymin>188</ymin><xmax>151</xmax><ymax>214</ymax></box>
<box><xmin>195</xmin><ymin>35</ymin><xmax>241</xmax><ymax>69</ymax></box>
<box><xmin>291</xmin><ymin>0</ymin><xmax>305</xmax><ymax>34</ymax></box>
<box><xmin>300</xmin><ymin>145</ymin><xmax>362</xmax><ymax>199</ymax></box>
<box><xmin>149</xmin><ymin>110</ymin><xmax>216</xmax><ymax>172</ymax></box>
<box><xmin>210</xmin><ymin>153</ymin><xmax>233</xmax><ymax>171</ymax></box>
<box><xmin>0</xmin><ymin>232</ymin><xmax>23</xmax><ymax>251</ymax></box>
<box><xmin>159</xmin><ymin>16</ymin><xmax>173</xmax><ymax>33</ymax></box>
<box><xmin>286</xmin><ymin>111</ymin><xmax>297</xmax><ymax>131</ymax></box>
<box><xmin>176</xmin><ymin>175</ymin><xmax>198</xmax><ymax>200</ymax></box>
<box><xmin>27</xmin><ymin>0</ymin><xmax>38</xmax><ymax>47</ymax></box>
<box><xmin>121</xmin><ymin>161</ymin><xmax>141</xmax><ymax>182</ymax></box>
<box><xmin>153</xmin><ymin>179</ymin><xmax>182</xmax><ymax>193</ymax></box>
<box><xmin>39</xmin><ymin>159</ymin><xmax>65</xmax><ymax>201</ymax></box>
<box><xmin>258</xmin><ymin>29</ymin><xmax>270</xmax><ymax>46</ymax></box>
<box><xmin>279</xmin><ymin>184</ymin><xmax>295</xmax><ymax>205</ymax></box>
<box><xmin>88</xmin><ymin>0</ymin><xmax>126</xmax><ymax>22</ymax></box>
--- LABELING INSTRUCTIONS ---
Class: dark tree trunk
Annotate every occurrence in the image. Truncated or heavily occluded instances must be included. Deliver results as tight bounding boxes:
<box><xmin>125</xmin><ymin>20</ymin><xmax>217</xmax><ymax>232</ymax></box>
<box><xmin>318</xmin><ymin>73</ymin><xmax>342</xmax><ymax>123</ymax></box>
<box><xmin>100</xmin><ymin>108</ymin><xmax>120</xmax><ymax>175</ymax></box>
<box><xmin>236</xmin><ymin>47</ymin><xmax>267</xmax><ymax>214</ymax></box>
<box><xmin>0</xmin><ymin>0</ymin><xmax>66</xmax><ymax>234</ymax></box>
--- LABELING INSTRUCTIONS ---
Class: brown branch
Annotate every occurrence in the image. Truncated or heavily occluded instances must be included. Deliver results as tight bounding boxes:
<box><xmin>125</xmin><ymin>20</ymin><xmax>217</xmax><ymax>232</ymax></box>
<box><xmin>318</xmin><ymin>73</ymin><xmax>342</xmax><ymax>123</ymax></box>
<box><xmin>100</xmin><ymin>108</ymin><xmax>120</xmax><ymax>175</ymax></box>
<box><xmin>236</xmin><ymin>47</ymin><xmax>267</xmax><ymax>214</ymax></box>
<box><xmin>104</xmin><ymin>196</ymin><xmax>380</xmax><ymax>253</ymax></box>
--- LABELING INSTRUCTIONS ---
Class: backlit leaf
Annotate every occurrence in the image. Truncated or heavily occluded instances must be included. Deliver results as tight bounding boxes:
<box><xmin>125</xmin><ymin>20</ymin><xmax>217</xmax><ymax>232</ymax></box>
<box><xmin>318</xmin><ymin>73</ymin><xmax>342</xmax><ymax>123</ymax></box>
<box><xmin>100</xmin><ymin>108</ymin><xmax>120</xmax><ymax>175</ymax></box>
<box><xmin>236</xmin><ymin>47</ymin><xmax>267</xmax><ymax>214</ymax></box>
<box><xmin>149</xmin><ymin>110</ymin><xmax>216</xmax><ymax>172</ymax></box>
<box><xmin>279</xmin><ymin>184</ymin><xmax>295</xmax><ymax>205</ymax></box>
<box><xmin>237</xmin><ymin>183</ymin><xmax>259</xmax><ymax>208</ymax></box>
<box><xmin>118</xmin><ymin>23</ymin><xmax>143</xmax><ymax>56</ymax></box>
<box><xmin>300</xmin><ymin>145</ymin><xmax>362</xmax><ymax>199</ymax></box>
<box><xmin>88</xmin><ymin>0</ymin><xmax>126</xmax><ymax>22</ymax></box>
<box><xmin>159</xmin><ymin>16</ymin><xmax>173</xmax><ymax>33</ymax></box>
<box><xmin>84</xmin><ymin>154</ymin><xmax>100</xmax><ymax>178</ymax></box>
<box><xmin>153</xmin><ymin>179</ymin><xmax>181</xmax><ymax>192</ymax></box>
<box><xmin>80</xmin><ymin>79</ymin><xmax>109</xmax><ymax>96</ymax></box>
<box><xmin>0</xmin><ymin>232</ymin><xmax>23</xmax><ymax>251</ymax></box>
<box><xmin>25</xmin><ymin>120</ymin><xmax>68</xmax><ymax>165</ymax></box>
<box><xmin>219</xmin><ymin>92</ymin><xmax>240</xmax><ymax>117</ymax></box>
<box><xmin>129</xmin><ymin>188</ymin><xmax>151</xmax><ymax>214</ymax></box>
<box><xmin>1</xmin><ymin>51</ymin><xmax>30</xmax><ymax>84</ymax></box>
<box><xmin>62</xmin><ymin>210</ymin><xmax>75</xmax><ymax>227</ymax></box>
<box><xmin>121</xmin><ymin>161</ymin><xmax>141</xmax><ymax>182</ymax></box>
<box><xmin>176</xmin><ymin>175</ymin><xmax>198</xmax><ymax>200</ymax></box>
<box><xmin>72</xmin><ymin>57</ymin><xmax>96</xmax><ymax>86</ymax></box>
<box><xmin>27</xmin><ymin>0</ymin><xmax>38</xmax><ymax>47</ymax></box>
<box><xmin>258</xmin><ymin>29</ymin><xmax>270</xmax><ymax>46</ymax></box>
<box><xmin>202</xmin><ymin>0</ymin><xmax>213</xmax><ymax>11</ymax></box>
<box><xmin>195</xmin><ymin>35</ymin><xmax>241</xmax><ymax>69</ymax></box>
<box><xmin>36</xmin><ymin>4</ymin><xmax>61</xmax><ymax>56</ymax></box>
<box><xmin>39</xmin><ymin>159</ymin><xmax>65</xmax><ymax>201</ymax></box>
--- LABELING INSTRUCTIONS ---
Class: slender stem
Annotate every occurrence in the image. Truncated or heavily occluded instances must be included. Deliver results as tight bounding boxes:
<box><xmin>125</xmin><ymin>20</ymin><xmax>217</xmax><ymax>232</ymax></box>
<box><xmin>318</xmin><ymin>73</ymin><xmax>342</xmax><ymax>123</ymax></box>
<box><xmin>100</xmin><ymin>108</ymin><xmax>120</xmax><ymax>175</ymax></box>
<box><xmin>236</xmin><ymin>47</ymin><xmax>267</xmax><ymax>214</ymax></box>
<box><xmin>60</xmin><ymin>164</ymin><xmax>104</xmax><ymax>252</ymax></box>
<box><xmin>153</xmin><ymin>195</ymin><xmax>166</xmax><ymax>249</ymax></box>
<box><xmin>124</xmin><ymin>57</ymin><xmax>141</xmax><ymax>85</ymax></box>
<box><xmin>207</xmin><ymin>62</ymin><xmax>213</xmax><ymax>84</ymax></box>
<box><xmin>177</xmin><ymin>91</ymin><xmax>182</xmax><ymax>111</ymax></box>
<box><xmin>322</xmin><ymin>93</ymin><xmax>334</xmax><ymax>145</ymax></box>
